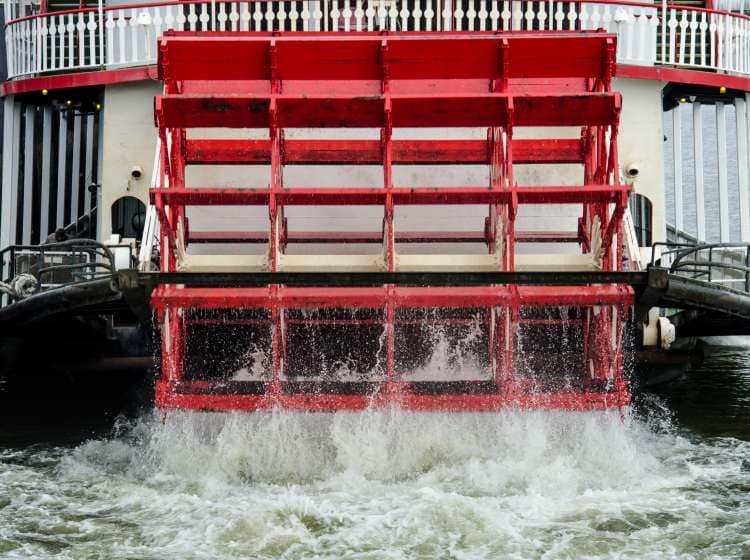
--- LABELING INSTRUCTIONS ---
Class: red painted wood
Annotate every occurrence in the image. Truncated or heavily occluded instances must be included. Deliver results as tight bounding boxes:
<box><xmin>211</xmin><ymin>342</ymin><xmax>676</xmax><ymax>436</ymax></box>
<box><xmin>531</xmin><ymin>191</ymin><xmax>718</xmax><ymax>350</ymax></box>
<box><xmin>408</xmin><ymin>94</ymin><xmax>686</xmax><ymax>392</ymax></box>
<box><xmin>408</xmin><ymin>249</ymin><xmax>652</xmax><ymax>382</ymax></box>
<box><xmin>186</xmin><ymin>230</ymin><xmax>579</xmax><ymax>244</ymax></box>
<box><xmin>151</xmin><ymin>185</ymin><xmax>630</xmax><ymax>206</ymax></box>
<box><xmin>156</xmin><ymin>93</ymin><xmax>618</xmax><ymax>128</ymax></box>
<box><xmin>150</xmin><ymin>31</ymin><xmax>632</xmax><ymax>412</ymax></box>
<box><xmin>156</xmin><ymin>32</ymin><xmax>617</xmax><ymax>84</ymax></box>
<box><xmin>185</xmin><ymin>138</ymin><xmax>584</xmax><ymax>165</ymax></box>
<box><xmin>155</xmin><ymin>381</ymin><xmax>630</xmax><ymax>412</ymax></box>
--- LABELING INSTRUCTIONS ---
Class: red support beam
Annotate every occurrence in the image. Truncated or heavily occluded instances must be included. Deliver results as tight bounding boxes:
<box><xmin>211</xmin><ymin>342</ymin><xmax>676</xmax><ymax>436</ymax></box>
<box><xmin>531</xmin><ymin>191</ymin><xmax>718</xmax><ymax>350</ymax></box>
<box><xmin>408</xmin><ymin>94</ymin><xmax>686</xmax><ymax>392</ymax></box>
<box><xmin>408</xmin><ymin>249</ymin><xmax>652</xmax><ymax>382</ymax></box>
<box><xmin>151</xmin><ymin>185</ymin><xmax>630</xmax><ymax>206</ymax></box>
<box><xmin>184</xmin><ymin>138</ymin><xmax>584</xmax><ymax>165</ymax></box>
<box><xmin>186</xmin><ymin>230</ymin><xmax>580</xmax><ymax>244</ymax></box>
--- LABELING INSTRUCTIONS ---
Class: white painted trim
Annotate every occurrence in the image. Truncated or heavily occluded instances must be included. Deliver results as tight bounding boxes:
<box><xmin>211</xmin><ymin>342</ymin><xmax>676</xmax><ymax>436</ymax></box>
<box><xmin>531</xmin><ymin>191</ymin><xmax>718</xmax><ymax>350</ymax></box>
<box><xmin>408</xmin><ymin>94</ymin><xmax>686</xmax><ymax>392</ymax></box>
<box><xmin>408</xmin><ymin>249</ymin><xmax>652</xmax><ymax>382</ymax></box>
<box><xmin>693</xmin><ymin>101</ymin><xmax>706</xmax><ymax>241</ymax></box>
<box><xmin>96</xmin><ymin>111</ymin><xmax>105</xmax><ymax>240</ymax></box>
<box><xmin>1</xmin><ymin>97</ymin><xmax>19</xmax><ymax>250</ymax></box>
<box><xmin>84</xmin><ymin>114</ymin><xmax>95</xmax><ymax>213</ymax></box>
<box><xmin>40</xmin><ymin>106</ymin><xmax>53</xmax><ymax>241</ymax></box>
<box><xmin>22</xmin><ymin>105</ymin><xmax>34</xmax><ymax>245</ymax></box>
<box><xmin>70</xmin><ymin>114</ymin><xmax>82</xmax><ymax>225</ymax></box>
<box><xmin>716</xmin><ymin>101</ymin><xmax>730</xmax><ymax>242</ymax></box>
<box><xmin>56</xmin><ymin>110</ymin><xmax>68</xmax><ymax>229</ymax></box>
<box><xmin>672</xmin><ymin>106</ymin><xmax>683</xmax><ymax>231</ymax></box>
<box><xmin>736</xmin><ymin>96</ymin><xmax>750</xmax><ymax>241</ymax></box>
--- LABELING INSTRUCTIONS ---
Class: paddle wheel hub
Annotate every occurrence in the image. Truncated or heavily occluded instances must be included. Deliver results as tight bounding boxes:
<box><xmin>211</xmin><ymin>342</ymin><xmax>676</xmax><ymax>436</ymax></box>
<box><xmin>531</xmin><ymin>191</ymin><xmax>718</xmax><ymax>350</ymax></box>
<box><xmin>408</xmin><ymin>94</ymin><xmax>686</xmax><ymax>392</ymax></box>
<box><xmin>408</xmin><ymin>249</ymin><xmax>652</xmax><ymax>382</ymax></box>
<box><xmin>151</xmin><ymin>31</ymin><xmax>633</xmax><ymax>412</ymax></box>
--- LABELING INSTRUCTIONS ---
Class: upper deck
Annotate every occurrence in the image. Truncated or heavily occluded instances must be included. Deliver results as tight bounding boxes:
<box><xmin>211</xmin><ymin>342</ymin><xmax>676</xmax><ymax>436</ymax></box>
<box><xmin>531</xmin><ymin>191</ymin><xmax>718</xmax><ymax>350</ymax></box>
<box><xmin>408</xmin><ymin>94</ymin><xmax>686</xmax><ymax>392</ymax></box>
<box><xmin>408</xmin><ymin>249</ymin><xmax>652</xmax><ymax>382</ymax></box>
<box><xmin>3</xmin><ymin>0</ymin><xmax>750</xmax><ymax>91</ymax></box>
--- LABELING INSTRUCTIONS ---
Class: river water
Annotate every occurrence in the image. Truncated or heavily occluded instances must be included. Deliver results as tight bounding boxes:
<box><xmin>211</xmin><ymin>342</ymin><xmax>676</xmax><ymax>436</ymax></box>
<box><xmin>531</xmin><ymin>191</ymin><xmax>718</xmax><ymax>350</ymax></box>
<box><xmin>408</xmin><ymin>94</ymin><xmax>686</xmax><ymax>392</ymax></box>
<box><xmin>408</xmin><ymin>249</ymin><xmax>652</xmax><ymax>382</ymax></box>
<box><xmin>1</xmin><ymin>347</ymin><xmax>749</xmax><ymax>560</ymax></box>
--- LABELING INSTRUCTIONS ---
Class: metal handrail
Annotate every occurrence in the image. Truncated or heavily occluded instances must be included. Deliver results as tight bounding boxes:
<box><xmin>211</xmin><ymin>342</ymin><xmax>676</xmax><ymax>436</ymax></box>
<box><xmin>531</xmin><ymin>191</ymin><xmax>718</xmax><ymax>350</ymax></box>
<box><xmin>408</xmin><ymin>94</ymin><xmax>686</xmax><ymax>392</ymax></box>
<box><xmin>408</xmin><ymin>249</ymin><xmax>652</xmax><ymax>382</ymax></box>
<box><xmin>650</xmin><ymin>241</ymin><xmax>750</xmax><ymax>293</ymax></box>
<box><xmin>0</xmin><ymin>239</ymin><xmax>118</xmax><ymax>301</ymax></box>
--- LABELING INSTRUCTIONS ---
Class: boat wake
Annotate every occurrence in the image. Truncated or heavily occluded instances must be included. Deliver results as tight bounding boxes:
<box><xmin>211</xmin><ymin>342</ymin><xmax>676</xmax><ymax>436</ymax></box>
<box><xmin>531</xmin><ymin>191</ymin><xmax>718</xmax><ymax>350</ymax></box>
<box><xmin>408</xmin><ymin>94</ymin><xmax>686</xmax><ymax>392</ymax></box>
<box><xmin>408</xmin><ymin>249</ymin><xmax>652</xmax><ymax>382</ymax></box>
<box><xmin>1</xmin><ymin>406</ymin><xmax>748</xmax><ymax>559</ymax></box>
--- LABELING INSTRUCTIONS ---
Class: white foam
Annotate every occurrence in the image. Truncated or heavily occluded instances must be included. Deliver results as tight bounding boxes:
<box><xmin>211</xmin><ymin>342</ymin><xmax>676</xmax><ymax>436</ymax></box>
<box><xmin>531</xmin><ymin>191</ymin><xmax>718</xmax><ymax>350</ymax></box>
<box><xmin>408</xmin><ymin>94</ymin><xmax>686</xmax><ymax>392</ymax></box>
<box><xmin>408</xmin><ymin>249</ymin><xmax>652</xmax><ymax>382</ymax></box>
<box><xmin>1</xmin><ymin>409</ymin><xmax>748</xmax><ymax>559</ymax></box>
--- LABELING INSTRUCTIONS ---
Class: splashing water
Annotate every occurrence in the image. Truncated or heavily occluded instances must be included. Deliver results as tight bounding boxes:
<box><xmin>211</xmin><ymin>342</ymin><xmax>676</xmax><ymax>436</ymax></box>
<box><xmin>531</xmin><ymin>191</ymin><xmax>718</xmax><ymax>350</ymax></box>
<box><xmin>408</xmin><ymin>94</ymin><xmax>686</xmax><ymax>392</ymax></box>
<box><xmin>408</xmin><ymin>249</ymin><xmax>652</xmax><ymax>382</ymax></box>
<box><xmin>1</xmin><ymin>404</ymin><xmax>749</xmax><ymax>560</ymax></box>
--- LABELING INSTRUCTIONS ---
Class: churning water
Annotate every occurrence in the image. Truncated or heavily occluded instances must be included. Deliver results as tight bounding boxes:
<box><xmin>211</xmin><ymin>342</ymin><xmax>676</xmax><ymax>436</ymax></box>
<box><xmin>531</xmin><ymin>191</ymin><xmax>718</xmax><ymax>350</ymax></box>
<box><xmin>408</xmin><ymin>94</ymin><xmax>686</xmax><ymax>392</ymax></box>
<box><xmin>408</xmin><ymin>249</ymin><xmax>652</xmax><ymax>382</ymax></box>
<box><xmin>1</xmin><ymin>349</ymin><xmax>750</xmax><ymax>559</ymax></box>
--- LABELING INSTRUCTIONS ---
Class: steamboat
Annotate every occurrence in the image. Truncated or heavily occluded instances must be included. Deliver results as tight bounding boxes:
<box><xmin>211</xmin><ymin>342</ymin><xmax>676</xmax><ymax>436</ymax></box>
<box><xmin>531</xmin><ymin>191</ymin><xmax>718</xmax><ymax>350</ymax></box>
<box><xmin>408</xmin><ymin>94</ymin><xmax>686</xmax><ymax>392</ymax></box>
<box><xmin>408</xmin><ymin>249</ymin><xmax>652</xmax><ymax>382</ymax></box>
<box><xmin>1</xmin><ymin>0</ymin><xmax>749</xmax><ymax>417</ymax></box>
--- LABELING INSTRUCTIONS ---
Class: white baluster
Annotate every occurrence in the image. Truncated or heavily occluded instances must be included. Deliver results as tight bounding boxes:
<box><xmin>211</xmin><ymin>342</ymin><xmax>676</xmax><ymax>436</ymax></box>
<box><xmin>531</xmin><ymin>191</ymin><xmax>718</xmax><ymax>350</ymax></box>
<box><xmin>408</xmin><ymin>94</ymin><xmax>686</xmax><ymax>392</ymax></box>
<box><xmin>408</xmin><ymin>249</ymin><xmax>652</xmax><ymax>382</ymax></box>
<box><xmin>500</xmin><ymin>0</ymin><xmax>510</xmax><ymax>31</ymax></box>
<box><xmin>129</xmin><ymin>8</ymin><xmax>139</xmax><ymax>63</ymax></box>
<box><xmin>489</xmin><ymin>0</ymin><xmax>499</xmax><ymax>30</ymax></box>
<box><xmin>30</xmin><ymin>18</ymin><xmax>36</xmax><ymax>74</ymax></box>
<box><xmin>717</xmin><ymin>15</ymin><xmax>725</xmax><ymax>69</ymax></box>
<box><xmin>467</xmin><ymin>0</ymin><xmax>477</xmax><ymax>31</ymax></box>
<box><xmin>77</xmin><ymin>12</ymin><xmax>87</xmax><ymax>67</ymax></box>
<box><xmin>650</xmin><ymin>12</ymin><xmax>659</xmax><ymax>63</ymax></box>
<box><xmin>379</xmin><ymin>0</ymin><xmax>388</xmax><ymax>30</ymax></box>
<box><xmin>478</xmin><ymin>0</ymin><xmax>487</xmax><ymax>30</ymax></box>
<box><xmin>510</xmin><ymin>0</ymin><xmax>521</xmax><ymax>30</ymax></box>
<box><xmin>21</xmin><ymin>22</ymin><xmax>26</xmax><ymax>75</ymax></box>
<box><xmin>163</xmin><ymin>5</ymin><xmax>174</xmax><ymax>31</ymax></box>
<box><xmin>365</xmin><ymin>0</ymin><xmax>375</xmax><ymax>30</ymax></box>
<box><xmin>67</xmin><ymin>14</ymin><xmax>75</xmax><ymax>69</ymax></box>
<box><xmin>41</xmin><ymin>18</ymin><xmax>48</xmax><ymax>72</ymax></box>
<box><xmin>25</xmin><ymin>20</ymin><xmax>30</xmax><ymax>74</ymax></box>
<box><xmin>217</xmin><ymin>2</ymin><xmax>227</xmax><ymax>31</ymax></box>
<box><xmin>330</xmin><ymin>0</ymin><xmax>340</xmax><ymax>30</ymax></box>
<box><xmin>699</xmin><ymin>12</ymin><xmax>708</xmax><ymax>68</ymax></box>
<box><xmin>187</xmin><ymin>4</ymin><xmax>197</xmax><ymax>31</ymax></box>
<box><xmin>58</xmin><ymin>15</ymin><xmax>67</xmax><ymax>69</ymax></box>
<box><xmin>176</xmin><ymin>4</ymin><xmax>187</xmax><ymax>31</ymax></box>
<box><xmin>724</xmin><ymin>15</ymin><xmax>732</xmax><ymax>71</ymax></box>
<box><xmin>688</xmin><ymin>9</ymin><xmax>697</xmax><ymax>67</ymax></box>
<box><xmin>442</xmin><ymin>0</ymin><xmax>452</xmax><ymax>31</ymax></box>
<box><xmin>87</xmin><ymin>11</ymin><xmax>97</xmax><ymax>66</ymax></box>
<box><xmin>18</xmin><ymin>21</ymin><xmax>24</xmax><ymax>75</ymax></box>
<box><xmin>313</xmin><ymin>0</ymin><xmax>323</xmax><ymax>31</ymax></box>
<box><xmin>424</xmin><ymin>0</ymin><xmax>433</xmax><ymax>30</ymax></box>
<box><xmin>388</xmin><ymin>1</ymin><xmax>398</xmax><ymax>30</ymax></box>
<box><xmin>22</xmin><ymin>20</ymin><xmax>27</xmax><ymax>74</ymax></box>
<box><xmin>400</xmin><ymin>0</ymin><xmax>410</xmax><ymax>31</ymax></box>
<box><xmin>10</xmin><ymin>24</ymin><xmax>17</xmax><ymax>77</ymax></box>
<box><xmin>301</xmin><ymin>0</ymin><xmax>311</xmax><ymax>31</ymax></box>
<box><xmin>15</xmin><ymin>22</ymin><xmax>20</xmax><ymax>76</ymax></box>
<box><xmin>349</xmin><ymin>0</ymin><xmax>360</xmax><ymax>30</ymax></box>
<box><xmin>568</xmin><ymin>2</ymin><xmax>577</xmax><ymax>31</ymax></box>
<box><xmin>553</xmin><ymin>1</ymin><xmax>563</xmax><ymax>31</ymax></box>
<box><xmin>49</xmin><ymin>19</ymin><xmax>57</xmax><ymax>71</ymax></box>
<box><xmin>32</xmin><ymin>17</ymin><xmax>39</xmax><ymax>74</ymax></box>
<box><xmin>578</xmin><ymin>3</ymin><xmax>588</xmax><ymax>31</ymax></box>
<box><xmin>708</xmin><ymin>13</ymin><xmax>718</xmax><ymax>68</ymax></box>
<box><xmin>601</xmin><ymin>5</ymin><xmax>613</xmax><ymax>33</ymax></box>
<box><xmin>635</xmin><ymin>11</ymin><xmax>646</xmax><ymax>64</ymax></box>
<box><xmin>266</xmin><ymin>0</ymin><xmax>277</xmax><ymax>31</ymax></box>
<box><xmin>665</xmin><ymin>8</ymin><xmax>676</xmax><ymax>64</ymax></box>
<box><xmin>153</xmin><ymin>8</ymin><xmax>163</xmax><ymax>52</ymax></box>
<box><xmin>454</xmin><ymin>1</ymin><xmax>464</xmax><ymax>31</ymax></box>
<box><xmin>677</xmin><ymin>9</ymin><xmax>688</xmax><ymax>65</ymax></box>
<box><xmin>198</xmin><ymin>3</ymin><xmax>210</xmax><ymax>31</ymax></box>
<box><xmin>290</xmin><ymin>1</ymin><xmax>300</xmax><ymax>31</ymax></box>
<box><xmin>589</xmin><ymin>5</ymin><xmax>600</xmax><ymax>32</ymax></box>
<box><xmin>538</xmin><ymin>2</ymin><xmax>548</xmax><ymax>32</ymax></box>
<box><xmin>7</xmin><ymin>25</ymin><xmax>14</xmax><ymax>78</ymax></box>
<box><xmin>253</xmin><ymin>2</ymin><xmax>263</xmax><ymax>31</ymax></box>
<box><xmin>523</xmin><ymin>2</ymin><xmax>533</xmax><ymax>31</ymax></box>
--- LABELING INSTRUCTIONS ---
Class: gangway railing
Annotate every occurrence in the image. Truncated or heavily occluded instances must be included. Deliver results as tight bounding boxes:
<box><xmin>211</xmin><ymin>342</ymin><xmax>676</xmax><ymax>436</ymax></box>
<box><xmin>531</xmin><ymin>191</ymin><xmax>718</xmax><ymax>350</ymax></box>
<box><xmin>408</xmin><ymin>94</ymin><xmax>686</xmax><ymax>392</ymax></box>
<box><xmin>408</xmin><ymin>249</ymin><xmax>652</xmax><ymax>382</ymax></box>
<box><xmin>0</xmin><ymin>239</ymin><xmax>122</xmax><ymax>306</ymax></box>
<box><xmin>652</xmin><ymin>241</ymin><xmax>750</xmax><ymax>293</ymax></box>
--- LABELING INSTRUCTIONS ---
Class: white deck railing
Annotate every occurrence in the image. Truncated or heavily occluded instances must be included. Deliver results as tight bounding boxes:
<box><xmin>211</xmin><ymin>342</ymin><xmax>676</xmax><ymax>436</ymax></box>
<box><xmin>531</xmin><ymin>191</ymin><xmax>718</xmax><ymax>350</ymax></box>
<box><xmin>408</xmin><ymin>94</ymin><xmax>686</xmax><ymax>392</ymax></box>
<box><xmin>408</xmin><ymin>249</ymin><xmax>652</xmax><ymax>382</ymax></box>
<box><xmin>4</xmin><ymin>0</ymin><xmax>750</xmax><ymax>80</ymax></box>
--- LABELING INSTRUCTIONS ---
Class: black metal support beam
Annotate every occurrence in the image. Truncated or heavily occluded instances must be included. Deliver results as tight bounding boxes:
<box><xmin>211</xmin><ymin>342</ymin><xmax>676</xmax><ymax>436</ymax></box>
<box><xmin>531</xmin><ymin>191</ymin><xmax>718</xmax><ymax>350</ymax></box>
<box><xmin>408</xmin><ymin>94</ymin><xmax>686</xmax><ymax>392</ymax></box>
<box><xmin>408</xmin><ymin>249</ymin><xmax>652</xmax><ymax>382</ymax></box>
<box><xmin>129</xmin><ymin>270</ymin><xmax>649</xmax><ymax>289</ymax></box>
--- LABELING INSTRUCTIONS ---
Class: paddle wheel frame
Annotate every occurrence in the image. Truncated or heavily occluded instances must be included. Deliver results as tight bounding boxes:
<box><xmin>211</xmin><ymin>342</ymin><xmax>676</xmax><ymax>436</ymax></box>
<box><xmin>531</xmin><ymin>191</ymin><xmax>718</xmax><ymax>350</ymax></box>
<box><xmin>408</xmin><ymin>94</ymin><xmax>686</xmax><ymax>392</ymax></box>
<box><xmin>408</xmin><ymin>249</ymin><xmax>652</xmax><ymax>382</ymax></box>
<box><xmin>151</xmin><ymin>31</ymin><xmax>634</xmax><ymax>412</ymax></box>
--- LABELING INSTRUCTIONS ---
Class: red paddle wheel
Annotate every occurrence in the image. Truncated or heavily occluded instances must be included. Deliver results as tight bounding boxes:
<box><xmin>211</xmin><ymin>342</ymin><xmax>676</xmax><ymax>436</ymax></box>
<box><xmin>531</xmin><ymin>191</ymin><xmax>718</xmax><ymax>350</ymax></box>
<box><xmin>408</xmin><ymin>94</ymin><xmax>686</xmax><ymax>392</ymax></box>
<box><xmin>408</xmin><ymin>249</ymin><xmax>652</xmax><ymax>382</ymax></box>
<box><xmin>151</xmin><ymin>31</ymin><xmax>634</xmax><ymax>412</ymax></box>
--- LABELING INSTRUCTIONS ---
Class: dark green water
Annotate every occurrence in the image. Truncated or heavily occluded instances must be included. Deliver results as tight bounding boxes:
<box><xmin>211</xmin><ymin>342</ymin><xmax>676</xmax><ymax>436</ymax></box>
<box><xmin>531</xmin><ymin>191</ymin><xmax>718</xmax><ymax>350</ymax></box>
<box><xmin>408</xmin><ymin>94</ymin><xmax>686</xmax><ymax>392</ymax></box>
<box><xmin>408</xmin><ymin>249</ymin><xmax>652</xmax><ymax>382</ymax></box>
<box><xmin>0</xmin><ymin>346</ymin><xmax>748</xmax><ymax>559</ymax></box>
